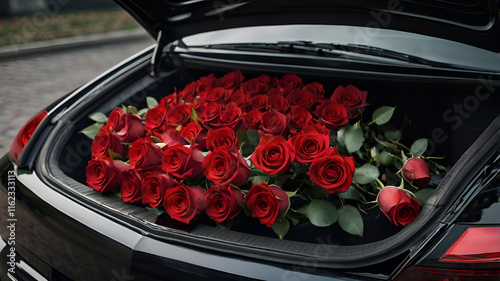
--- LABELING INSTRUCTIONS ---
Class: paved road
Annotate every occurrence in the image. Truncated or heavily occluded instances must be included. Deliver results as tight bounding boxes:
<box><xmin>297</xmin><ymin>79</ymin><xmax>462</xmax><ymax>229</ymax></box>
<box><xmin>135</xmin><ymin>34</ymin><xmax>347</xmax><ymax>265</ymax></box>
<box><xmin>0</xmin><ymin>37</ymin><xmax>154</xmax><ymax>157</ymax></box>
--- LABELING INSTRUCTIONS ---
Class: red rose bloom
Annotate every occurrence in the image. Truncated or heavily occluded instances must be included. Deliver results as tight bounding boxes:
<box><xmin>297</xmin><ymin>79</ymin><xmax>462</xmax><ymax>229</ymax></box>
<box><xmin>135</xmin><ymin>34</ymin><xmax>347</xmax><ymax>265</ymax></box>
<box><xmin>202</xmin><ymin>87</ymin><xmax>232</xmax><ymax>104</ymax></box>
<box><xmin>260</xmin><ymin>110</ymin><xmax>287</xmax><ymax>136</ymax></box>
<box><xmin>287</xmin><ymin>89</ymin><xmax>316</xmax><ymax>111</ymax></box>
<box><xmin>128</xmin><ymin>137</ymin><xmax>163</xmax><ymax>169</ymax></box>
<box><xmin>308</xmin><ymin>147</ymin><xmax>355</xmax><ymax>193</ymax></box>
<box><xmin>230</xmin><ymin>92</ymin><xmax>251</xmax><ymax>110</ymax></box>
<box><xmin>197</xmin><ymin>102</ymin><xmax>223</xmax><ymax>128</ymax></box>
<box><xmin>251</xmin><ymin>135</ymin><xmax>295</xmax><ymax>175</ymax></box>
<box><xmin>141</xmin><ymin>169</ymin><xmax>177</xmax><ymax>208</ymax></box>
<box><xmin>162</xmin><ymin>144</ymin><xmax>204</xmax><ymax>180</ymax></box>
<box><xmin>179</xmin><ymin>121</ymin><xmax>203</xmax><ymax>143</ymax></box>
<box><xmin>158</xmin><ymin>128</ymin><xmax>190</xmax><ymax>147</ymax></box>
<box><xmin>216</xmin><ymin>102</ymin><xmax>243</xmax><ymax>130</ymax></box>
<box><xmin>277</xmin><ymin>73</ymin><xmax>302</xmax><ymax>96</ymax></box>
<box><xmin>202</xmin><ymin>148</ymin><xmax>250</xmax><ymax>186</ymax></box>
<box><xmin>205</xmin><ymin>186</ymin><xmax>244</xmax><ymax>223</ymax></box>
<box><xmin>165</xmin><ymin>104</ymin><xmax>192</xmax><ymax>127</ymax></box>
<box><xmin>250</xmin><ymin>94</ymin><xmax>267</xmax><ymax>110</ymax></box>
<box><xmin>106</xmin><ymin>107</ymin><xmax>126</xmax><ymax>131</ymax></box>
<box><xmin>164</xmin><ymin>183</ymin><xmax>207</xmax><ymax>224</ymax></box>
<box><xmin>377</xmin><ymin>186</ymin><xmax>421</xmax><ymax>226</ymax></box>
<box><xmin>119</xmin><ymin>168</ymin><xmax>144</xmax><ymax>203</ymax></box>
<box><xmin>206</xmin><ymin>127</ymin><xmax>238</xmax><ymax>151</ymax></box>
<box><xmin>289</xmin><ymin>125</ymin><xmax>330</xmax><ymax>164</ymax></box>
<box><xmin>316</xmin><ymin>100</ymin><xmax>349</xmax><ymax>130</ymax></box>
<box><xmin>91</xmin><ymin>126</ymin><xmax>126</xmax><ymax>159</ymax></box>
<box><xmin>178</xmin><ymin>81</ymin><xmax>198</xmax><ymax>103</ymax></box>
<box><xmin>287</xmin><ymin>106</ymin><xmax>313</xmax><ymax>131</ymax></box>
<box><xmin>240</xmin><ymin>75</ymin><xmax>270</xmax><ymax>96</ymax></box>
<box><xmin>330</xmin><ymin>85</ymin><xmax>368</xmax><ymax>119</ymax></box>
<box><xmin>243</xmin><ymin>109</ymin><xmax>262</xmax><ymax>130</ymax></box>
<box><xmin>86</xmin><ymin>157</ymin><xmax>128</xmax><ymax>194</ymax></box>
<box><xmin>402</xmin><ymin>157</ymin><xmax>431</xmax><ymax>187</ymax></box>
<box><xmin>217</xmin><ymin>69</ymin><xmax>244</xmax><ymax>90</ymax></box>
<box><xmin>304</xmin><ymin>81</ymin><xmax>325</xmax><ymax>98</ymax></box>
<box><xmin>244</xmin><ymin>183</ymin><xmax>289</xmax><ymax>227</ymax></box>
<box><xmin>115</xmin><ymin>113</ymin><xmax>146</xmax><ymax>143</ymax></box>
<box><xmin>145</xmin><ymin>104</ymin><xmax>168</xmax><ymax>131</ymax></box>
<box><xmin>266</xmin><ymin>94</ymin><xmax>289</xmax><ymax>112</ymax></box>
<box><xmin>196</xmin><ymin>74</ymin><xmax>217</xmax><ymax>97</ymax></box>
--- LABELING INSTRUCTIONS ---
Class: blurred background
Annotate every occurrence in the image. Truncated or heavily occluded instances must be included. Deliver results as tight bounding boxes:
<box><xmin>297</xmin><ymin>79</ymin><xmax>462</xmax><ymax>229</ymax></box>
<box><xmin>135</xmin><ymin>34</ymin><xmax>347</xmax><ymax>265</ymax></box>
<box><xmin>0</xmin><ymin>0</ymin><xmax>154</xmax><ymax>156</ymax></box>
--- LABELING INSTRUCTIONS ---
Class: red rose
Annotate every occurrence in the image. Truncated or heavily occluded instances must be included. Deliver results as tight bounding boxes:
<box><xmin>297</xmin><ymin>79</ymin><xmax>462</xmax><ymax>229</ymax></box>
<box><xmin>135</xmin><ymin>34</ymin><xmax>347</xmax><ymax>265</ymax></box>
<box><xmin>197</xmin><ymin>102</ymin><xmax>223</xmax><ymax>128</ymax></box>
<box><xmin>115</xmin><ymin>113</ymin><xmax>146</xmax><ymax>143</ymax></box>
<box><xmin>402</xmin><ymin>157</ymin><xmax>431</xmax><ymax>187</ymax></box>
<box><xmin>315</xmin><ymin>100</ymin><xmax>349</xmax><ymax>130</ymax></box>
<box><xmin>206</xmin><ymin>127</ymin><xmax>238</xmax><ymax>151</ymax></box>
<box><xmin>251</xmin><ymin>135</ymin><xmax>295</xmax><ymax>175</ymax></box>
<box><xmin>287</xmin><ymin>89</ymin><xmax>315</xmax><ymax>111</ymax></box>
<box><xmin>240</xmin><ymin>75</ymin><xmax>270</xmax><ymax>96</ymax></box>
<box><xmin>250</xmin><ymin>95</ymin><xmax>267</xmax><ymax>110</ymax></box>
<box><xmin>158</xmin><ymin>128</ymin><xmax>190</xmax><ymax>147</ymax></box>
<box><xmin>202</xmin><ymin>87</ymin><xmax>232</xmax><ymax>104</ymax></box>
<box><xmin>277</xmin><ymin>73</ymin><xmax>302</xmax><ymax>96</ymax></box>
<box><xmin>165</xmin><ymin>104</ymin><xmax>191</xmax><ymax>127</ymax></box>
<box><xmin>106</xmin><ymin>107</ymin><xmax>126</xmax><ymax>131</ymax></box>
<box><xmin>162</xmin><ymin>144</ymin><xmax>204</xmax><ymax>180</ymax></box>
<box><xmin>217</xmin><ymin>69</ymin><xmax>244</xmax><ymax>90</ymax></box>
<box><xmin>145</xmin><ymin>104</ymin><xmax>168</xmax><ymax>131</ymax></box>
<box><xmin>203</xmin><ymin>148</ymin><xmax>250</xmax><ymax>186</ymax></box>
<box><xmin>266</xmin><ymin>94</ymin><xmax>289</xmax><ymax>112</ymax></box>
<box><xmin>178</xmin><ymin>81</ymin><xmax>198</xmax><ymax>103</ymax></box>
<box><xmin>179</xmin><ymin>121</ymin><xmax>202</xmax><ymax>143</ymax></box>
<box><xmin>119</xmin><ymin>168</ymin><xmax>143</xmax><ymax>203</ymax></box>
<box><xmin>205</xmin><ymin>186</ymin><xmax>244</xmax><ymax>223</ymax></box>
<box><xmin>243</xmin><ymin>109</ymin><xmax>262</xmax><ymax>130</ymax></box>
<box><xmin>128</xmin><ymin>137</ymin><xmax>163</xmax><ymax>169</ymax></box>
<box><xmin>196</xmin><ymin>74</ymin><xmax>217</xmax><ymax>96</ymax></box>
<box><xmin>164</xmin><ymin>183</ymin><xmax>206</xmax><ymax>224</ymax></box>
<box><xmin>377</xmin><ymin>186</ymin><xmax>421</xmax><ymax>226</ymax></box>
<box><xmin>308</xmin><ymin>147</ymin><xmax>355</xmax><ymax>193</ymax></box>
<box><xmin>91</xmin><ymin>126</ymin><xmax>127</xmax><ymax>159</ymax></box>
<box><xmin>260</xmin><ymin>110</ymin><xmax>287</xmax><ymax>136</ymax></box>
<box><xmin>141</xmin><ymin>169</ymin><xmax>177</xmax><ymax>208</ymax></box>
<box><xmin>304</xmin><ymin>81</ymin><xmax>325</xmax><ymax>98</ymax></box>
<box><xmin>159</xmin><ymin>93</ymin><xmax>178</xmax><ymax>107</ymax></box>
<box><xmin>86</xmin><ymin>157</ymin><xmax>128</xmax><ymax>194</ymax></box>
<box><xmin>289</xmin><ymin>125</ymin><xmax>330</xmax><ymax>164</ymax></box>
<box><xmin>287</xmin><ymin>106</ymin><xmax>313</xmax><ymax>131</ymax></box>
<box><xmin>244</xmin><ymin>183</ymin><xmax>289</xmax><ymax>227</ymax></box>
<box><xmin>330</xmin><ymin>85</ymin><xmax>368</xmax><ymax>119</ymax></box>
<box><xmin>216</xmin><ymin>102</ymin><xmax>244</xmax><ymax>130</ymax></box>
<box><xmin>230</xmin><ymin>92</ymin><xmax>251</xmax><ymax>110</ymax></box>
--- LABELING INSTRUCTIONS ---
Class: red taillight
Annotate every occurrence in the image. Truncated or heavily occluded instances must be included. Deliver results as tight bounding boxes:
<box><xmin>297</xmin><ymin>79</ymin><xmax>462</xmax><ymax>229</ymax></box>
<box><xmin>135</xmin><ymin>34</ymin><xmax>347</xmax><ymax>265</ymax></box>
<box><xmin>440</xmin><ymin>227</ymin><xmax>500</xmax><ymax>263</ymax></box>
<box><xmin>10</xmin><ymin>110</ymin><xmax>48</xmax><ymax>164</ymax></box>
<box><xmin>395</xmin><ymin>266</ymin><xmax>500</xmax><ymax>281</ymax></box>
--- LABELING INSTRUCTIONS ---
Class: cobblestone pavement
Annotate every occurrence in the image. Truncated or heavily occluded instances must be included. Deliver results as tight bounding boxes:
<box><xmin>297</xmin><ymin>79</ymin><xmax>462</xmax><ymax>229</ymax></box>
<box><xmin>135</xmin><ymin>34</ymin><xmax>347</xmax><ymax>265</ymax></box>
<box><xmin>0</xmin><ymin>37</ymin><xmax>154</xmax><ymax>157</ymax></box>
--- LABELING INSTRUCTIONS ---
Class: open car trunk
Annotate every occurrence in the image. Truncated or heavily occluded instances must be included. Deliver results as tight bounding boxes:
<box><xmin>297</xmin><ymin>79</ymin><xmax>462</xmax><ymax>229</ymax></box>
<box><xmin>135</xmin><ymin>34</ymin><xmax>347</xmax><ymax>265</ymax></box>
<box><xmin>37</xmin><ymin>43</ymin><xmax>500</xmax><ymax>278</ymax></box>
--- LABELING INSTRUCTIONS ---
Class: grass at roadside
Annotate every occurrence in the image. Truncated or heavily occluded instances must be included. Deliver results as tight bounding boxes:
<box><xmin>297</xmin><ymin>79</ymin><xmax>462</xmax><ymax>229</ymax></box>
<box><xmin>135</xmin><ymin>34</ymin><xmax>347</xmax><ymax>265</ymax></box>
<box><xmin>0</xmin><ymin>9</ymin><xmax>140</xmax><ymax>47</ymax></box>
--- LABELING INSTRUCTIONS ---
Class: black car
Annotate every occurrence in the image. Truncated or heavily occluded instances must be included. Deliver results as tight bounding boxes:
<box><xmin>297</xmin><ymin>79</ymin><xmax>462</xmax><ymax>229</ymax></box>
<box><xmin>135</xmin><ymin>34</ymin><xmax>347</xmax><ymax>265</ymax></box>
<box><xmin>1</xmin><ymin>1</ymin><xmax>500</xmax><ymax>280</ymax></box>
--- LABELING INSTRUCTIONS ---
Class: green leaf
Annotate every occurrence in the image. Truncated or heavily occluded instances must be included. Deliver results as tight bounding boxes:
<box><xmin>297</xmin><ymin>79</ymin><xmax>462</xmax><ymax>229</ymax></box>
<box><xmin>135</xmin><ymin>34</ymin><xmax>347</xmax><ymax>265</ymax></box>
<box><xmin>235</xmin><ymin>130</ymin><xmax>248</xmax><ymax>148</ymax></box>
<box><xmin>190</xmin><ymin>107</ymin><xmax>198</xmax><ymax>122</ymax></box>
<box><xmin>338</xmin><ymin>205</ymin><xmax>364</xmax><ymax>237</ymax></box>
<box><xmin>372</xmin><ymin>106</ymin><xmax>396</xmax><ymax>126</ymax></box>
<box><xmin>272</xmin><ymin>217</ymin><xmax>290</xmax><ymax>239</ymax></box>
<box><xmin>345</xmin><ymin>124</ymin><xmax>364</xmax><ymax>153</ymax></box>
<box><xmin>88</xmin><ymin>112</ymin><xmax>108</xmax><ymax>123</ymax></box>
<box><xmin>292</xmin><ymin>162</ymin><xmax>309</xmax><ymax>174</ymax></box>
<box><xmin>338</xmin><ymin>186</ymin><xmax>367</xmax><ymax>202</ymax></box>
<box><xmin>247</xmin><ymin>129</ymin><xmax>261</xmax><ymax>147</ymax></box>
<box><xmin>415</xmin><ymin>188</ymin><xmax>435</xmax><ymax>206</ymax></box>
<box><xmin>109</xmin><ymin>149</ymin><xmax>125</xmax><ymax>161</ymax></box>
<box><xmin>410</xmin><ymin>138</ymin><xmax>428</xmax><ymax>157</ymax></box>
<box><xmin>146</xmin><ymin>96</ymin><xmax>159</xmax><ymax>109</ymax></box>
<box><xmin>79</xmin><ymin>123</ymin><xmax>103</xmax><ymax>139</ymax></box>
<box><xmin>305</xmin><ymin>200</ymin><xmax>338</xmax><ymax>227</ymax></box>
<box><xmin>353</xmin><ymin>164</ymin><xmax>380</xmax><ymax>185</ymax></box>
<box><xmin>378</xmin><ymin>151</ymin><xmax>394</xmax><ymax>166</ymax></box>
<box><xmin>127</xmin><ymin>105</ymin><xmax>138</xmax><ymax>115</ymax></box>
<box><xmin>384</xmin><ymin>130</ymin><xmax>401</xmax><ymax>141</ymax></box>
<box><xmin>286</xmin><ymin>209</ymin><xmax>307</xmax><ymax>226</ymax></box>
<box><xmin>137</xmin><ymin>108</ymin><xmax>149</xmax><ymax>117</ymax></box>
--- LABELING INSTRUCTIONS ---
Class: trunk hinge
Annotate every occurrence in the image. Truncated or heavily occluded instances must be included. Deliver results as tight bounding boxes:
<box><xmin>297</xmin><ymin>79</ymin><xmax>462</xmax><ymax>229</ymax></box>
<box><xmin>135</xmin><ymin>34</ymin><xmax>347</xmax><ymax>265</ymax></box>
<box><xmin>150</xmin><ymin>30</ymin><xmax>167</xmax><ymax>77</ymax></box>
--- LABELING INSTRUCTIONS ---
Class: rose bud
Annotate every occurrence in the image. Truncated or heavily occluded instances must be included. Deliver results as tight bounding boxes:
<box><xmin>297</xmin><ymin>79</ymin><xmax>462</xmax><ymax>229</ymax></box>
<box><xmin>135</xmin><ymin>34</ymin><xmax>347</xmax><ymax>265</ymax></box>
<box><xmin>251</xmin><ymin>135</ymin><xmax>295</xmax><ymax>175</ymax></box>
<box><xmin>205</xmin><ymin>186</ymin><xmax>244</xmax><ymax>223</ymax></box>
<box><xmin>289</xmin><ymin>125</ymin><xmax>330</xmax><ymax>164</ymax></box>
<box><xmin>106</xmin><ymin>107</ymin><xmax>126</xmax><ymax>132</ymax></box>
<box><xmin>377</xmin><ymin>186</ymin><xmax>421</xmax><ymax>226</ymax></box>
<box><xmin>162</xmin><ymin>144</ymin><xmax>204</xmax><ymax>180</ymax></box>
<box><xmin>115</xmin><ymin>113</ymin><xmax>146</xmax><ymax>143</ymax></box>
<box><xmin>206</xmin><ymin>127</ymin><xmax>238</xmax><ymax>151</ymax></box>
<box><xmin>287</xmin><ymin>106</ymin><xmax>313</xmax><ymax>131</ymax></box>
<box><xmin>164</xmin><ymin>183</ymin><xmax>207</xmax><ymax>224</ymax></box>
<box><xmin>260</xmin><ymin>110</ymin><xmax>287</xmax><ymax>136</ymax></box>
<box><xmin>330</xmin><ymin>85</ymin><xmax>368</xmax><ymax>119</ymax></box>
<box><xmin>245</xmin><ymin>183</ymin><xmax>289</xmax><ymax>227</ymax></box>
<box><xmin>86</xmin><ymin>157</ymin><xmax>128</xmax><ymax>194</ymax></box>
<box><xmin>202</xmin><ymin>148</ymin><xmax>250</xmax><ymax>186</ymax></box>
<box><xmin>402</xmin><ymin>157</ymin><xmax>431</xmax><ymax>187</ymax></box>
<box><xmin>91</xmin><ymin>126</ymin><xmax>127</xmax><ymax>159</ymax></box>
<box><xmin>141</xmin><ymin>169</ymin><xmax>177</xmax><ymax>208</ymax></box>
<box><xmin>308</xmin><ymin>147</ymin><xmax>355</xmax><ymax>193</ymax></box>
<box><xmin>128</xmin><ymin>137</ymin><xmax>163</xmax><ymax>169</ymax></box>
<box><xmin>315</xmin><ymin>100</ymin><xmax>349</xmax><ymax>130</ymax></box>
<box><xmin>119</xmin><ymin>168</ymin><xmax>144</xmax><ymax>204</ymax></box>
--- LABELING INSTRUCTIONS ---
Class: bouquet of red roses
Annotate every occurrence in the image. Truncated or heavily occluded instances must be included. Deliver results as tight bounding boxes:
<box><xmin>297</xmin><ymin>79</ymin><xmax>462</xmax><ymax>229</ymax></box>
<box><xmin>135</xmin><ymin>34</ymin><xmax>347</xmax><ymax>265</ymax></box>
<box><xmin>82</xmin><ymin>70</ymin><xmax>446</xmax><ymax>239</ymax></box>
